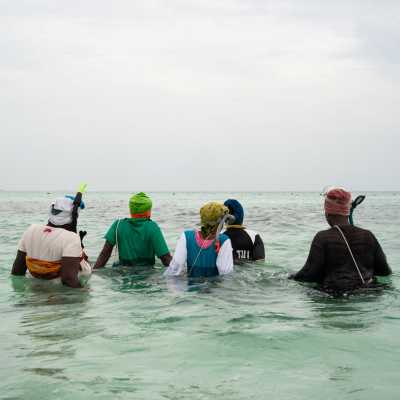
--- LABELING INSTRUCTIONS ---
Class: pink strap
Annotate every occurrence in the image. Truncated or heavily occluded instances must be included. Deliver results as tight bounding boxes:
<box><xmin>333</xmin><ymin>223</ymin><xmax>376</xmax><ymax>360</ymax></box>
<box><xmin>195</xmin><ymin>231</ymin><xmax>214</xmax><ymax>249</ymax></box>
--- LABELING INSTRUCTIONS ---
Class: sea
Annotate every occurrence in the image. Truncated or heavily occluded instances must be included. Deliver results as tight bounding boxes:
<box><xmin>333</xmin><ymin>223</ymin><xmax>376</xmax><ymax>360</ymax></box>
<box><xmin>0</xmin><ymin>191</ymin><xmax>399</xmax><ymax>400</ymax></box>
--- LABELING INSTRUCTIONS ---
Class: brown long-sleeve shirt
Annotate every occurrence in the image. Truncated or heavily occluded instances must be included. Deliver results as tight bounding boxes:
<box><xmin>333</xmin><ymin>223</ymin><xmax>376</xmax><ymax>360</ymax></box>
<box><xmin>292</xmin><ymin>225</ymin><xmax>391</xmax><ymax>292</ymax></box>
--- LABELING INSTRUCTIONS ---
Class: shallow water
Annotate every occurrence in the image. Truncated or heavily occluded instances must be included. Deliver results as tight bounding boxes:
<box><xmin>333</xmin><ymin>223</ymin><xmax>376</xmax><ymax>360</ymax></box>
<box><xmin>0</xmin><ymin>191</ymin><xmax>399</xmax><ymax>399</ymax></box>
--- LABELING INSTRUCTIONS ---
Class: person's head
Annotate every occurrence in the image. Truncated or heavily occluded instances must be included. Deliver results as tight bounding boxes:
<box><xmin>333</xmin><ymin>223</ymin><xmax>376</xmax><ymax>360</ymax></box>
<box><xmin>129</xmin><ymin>192</ymin><xmax>152</xmax><ymax>218</ymax></box>
<box><xmin>224</xmin><ymin>199</ymin><xmax>244</xmax><ymax>225</ymax></box>
<box><xmin>48</xmin><ymin>196</ymin><xmax>85</xmax><ymax>231</ymax></box>
<box><xmin>324</xmin><ymin>187</ymin><xmax>352</xmax><ymax>226</ymax></box>
<box><xmin>200</xmin><ymin>202</ymin><xmax>229</xmax><ymax>237</ymax></box>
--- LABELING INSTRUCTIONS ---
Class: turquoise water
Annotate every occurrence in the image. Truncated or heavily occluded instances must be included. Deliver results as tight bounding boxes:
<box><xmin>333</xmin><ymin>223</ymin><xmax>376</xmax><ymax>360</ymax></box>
<box><xmin>0</xmin><ymin>191</ymin><xmax>399</xmax><ymax>399</ymax></box>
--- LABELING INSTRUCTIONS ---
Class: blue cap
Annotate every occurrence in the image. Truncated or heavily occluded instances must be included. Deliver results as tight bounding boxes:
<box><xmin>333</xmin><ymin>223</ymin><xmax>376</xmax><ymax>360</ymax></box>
<box><xmin>224</xmin><ymin>199</ymin><xmax>244</xmax><ymax>225</ymax></box>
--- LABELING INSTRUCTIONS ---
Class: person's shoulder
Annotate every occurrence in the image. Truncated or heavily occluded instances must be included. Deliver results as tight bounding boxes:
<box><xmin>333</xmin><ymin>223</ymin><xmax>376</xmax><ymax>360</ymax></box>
<box><xmin>316</xmin><ymin>225</ymin><xmax>374</xmax><ymax>241</ymax></box>
<box><xmin>225</xmin><ymin>225</ymin><xmax>244</xmax><ymax>231</ymax></box>
<box><xmin>219</xmin><ymin>235</ymin><xmax>232</xmax><ymax>251</ymax></box>
<box><xmin>243</xmin><ymin>228</ymin><xmax>260</xmax><ymax>241</ymax></box>
<box><xmin>184</xmin><ymin>229</ymin><xmax>195</xmax><ymax>238</ymax></box>
<box><xmin>222</xmin><ymin>228</ymin><xmax>232</xmax><ymax>238</ymax></box>
<box><xmin>26</xmin><ymin>224</ymin><xmax>45</xmax><ymax>232</ymax></box>
<box><xmin>224</xmin><ymin>226</ymin><xmax>244</xmax><ymax>236</ymax></box>
<box><xmin>219</xmin><ymin>233</ymin><xmax>230</xmax><ymax>243</ymax></box>
<box><xmin>351</xmin><ymin>225</ymin><xmax>373</xmax><ymax>235</ymax></box>
<box><xmin>58</xmin><ymin>230</ymin><xmax>81</xmax><ymax>256</ymax></box>
<box><xmin>108</xmin><ymin>218</ymin><xmax>129</xmax><ymax>230</ymax></box>
<box><xmin>313</xmin><ymin>228</ymin><xmax>335</xmax><ymax>241</ymax></box>
<box><xmin>61</xmin><ymin>232</ymin><xmax>81</xmax><ymax>255</ymax></box>
<box><xmin>316</xmin><ymin>228</ymin><xmax>331</xmax><ymax>235</ymax></box>
<box><xmin>113</xmin><ymin>218</ymin><xmax>129</xmax><ymax>225</ymax></box>
<box><xmin>23</xmin><ymin>224</ymin><xmax>50</xmax><ymax>238</ymax></box>
<box><xmin>146</xmin><ymin>219</ymin><xmax>160</xmax><ymax>228</ymax></box>
<box><xmin>60</xmin><ymin>229</ymin><xmax>80</xmax><ymax>241</ymax></box>
<box><xmin>146</xmin><ymin>219</ymin><xmax>166</xmax><ymax>234</ymax></box>
<box><xmin>20</xmin><ymin>224</ymin><xmax>41</xmax><ymax>241</ymax></box>
<box><xmin>349</xmin><ymin>225</ymin><xmax>377</xmax><ymax>241</ymax></box>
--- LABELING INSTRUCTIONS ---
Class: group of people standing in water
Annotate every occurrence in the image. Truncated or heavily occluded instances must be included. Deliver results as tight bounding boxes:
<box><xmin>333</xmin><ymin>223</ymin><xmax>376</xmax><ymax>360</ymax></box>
<box><xmin>11</xmin><ymin>186</ymin><xmax>391</xmax><ymax>295</ymax></box>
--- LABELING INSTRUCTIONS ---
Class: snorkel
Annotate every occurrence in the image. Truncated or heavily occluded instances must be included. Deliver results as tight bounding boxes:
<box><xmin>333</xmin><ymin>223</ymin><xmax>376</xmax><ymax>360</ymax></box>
<box><xmin>349</xmin><ymin>195</ymin><xmax>366</xmax><ymax>226</ymax></box>
<box><xmin>68</xmin><ymin>183</ymin><xmax>88</xmax><ymax>248</ymax></box>
<box><xmin>69</xmin><ymin>183</ymin><xmax>87</xmax><ymax>233</ymax></box>
<box><xmin>215</xmin><ymin>213</ymin><xmax>235</xmax><ymax>253</ymax></box>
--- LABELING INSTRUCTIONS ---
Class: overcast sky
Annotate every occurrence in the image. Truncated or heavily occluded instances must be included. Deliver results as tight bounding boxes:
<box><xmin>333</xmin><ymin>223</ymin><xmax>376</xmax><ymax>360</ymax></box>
<box><xmin>1</xmin><ymin>0</ymin><xmax>399</xmax><ymax>191</ymax></box>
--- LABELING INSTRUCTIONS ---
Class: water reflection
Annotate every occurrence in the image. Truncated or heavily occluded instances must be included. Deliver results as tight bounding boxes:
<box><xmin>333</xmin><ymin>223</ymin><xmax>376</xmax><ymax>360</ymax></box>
<box><xmin>165</xmin><ymin>275</ymin><xmax>225</xmax><ymax>294</ymax></box>
<box><xmin>95</xmin><ymin>265</ymin><xmax>164</xmax><ymax>293</ymax></box>
<box><xmin>10</xmin><ymin>275</ymin><xmax>91</xmax><ymax>307</ymax></box>
<box><xmin>9</xmin><ymin>275</ymin><xmax>96</xmax><ymax>368</ymax></box>
<box><xmin>305</xmin><ymin>284</ymin><xmax>390</xmax><ymax>330</ymax></box>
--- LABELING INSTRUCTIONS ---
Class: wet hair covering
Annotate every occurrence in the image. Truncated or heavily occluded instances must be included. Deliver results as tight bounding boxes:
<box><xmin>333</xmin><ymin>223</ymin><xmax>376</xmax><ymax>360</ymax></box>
<box><xmin>129</xmin><ymin>192</ymin><xmax>152</xmax><ymax>218</ymax></box>
<box><xmin>200</xmin><ymin>202</ymin><xmax>228</xmax><ymax>236</ymax></box>
<box><xmin>224</xmin><ymin>199</ymin><xmax>244</xmax><ymax>225</ymax></box>
<box><xmin>324</xmin><ymin>187</ymin><xmax>352</xmax><ymax>216</ymax></box>
<box><xmin>48</xmin><ymin>196</ymin><xmax>76</xmax><ymax>226</ymax></box>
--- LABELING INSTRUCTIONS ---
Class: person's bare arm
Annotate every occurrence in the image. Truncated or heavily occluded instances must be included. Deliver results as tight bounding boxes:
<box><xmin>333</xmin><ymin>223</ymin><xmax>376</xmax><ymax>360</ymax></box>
<box><xmin>94</xmin><ymin>241</ymin><xmax>114</xmax><ymax>269</ymax></box>
<box><xmin>11</xmin><ymin>250</ymin><xmax>27</xmax><ymax>276</ymax></box>
<box><xmin>159</xmin><ymin>253</ymin><xmax>172</xmax><ymax>267</ymax></box>
<box><xmin>60</xmin><ymin>257</ymin><xmax>82</xmax><ymax>288</ymax></box>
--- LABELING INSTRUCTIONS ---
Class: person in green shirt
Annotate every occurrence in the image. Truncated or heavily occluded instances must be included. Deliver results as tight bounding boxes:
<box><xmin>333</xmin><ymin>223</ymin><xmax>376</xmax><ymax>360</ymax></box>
<box><xmin>94</xmin><ymin>192</ymin><xmax>172</xmax><ymax>268</ymax></box>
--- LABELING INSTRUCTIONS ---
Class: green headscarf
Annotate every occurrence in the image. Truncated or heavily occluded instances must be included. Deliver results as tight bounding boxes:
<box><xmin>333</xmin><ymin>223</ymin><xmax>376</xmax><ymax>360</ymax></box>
<box><xmin>129</xmin><ymin>192</ymin><xmax>152</xmax><ymax>216</ymax></box>
<box><xmin>200</xmin><ymin>202</ymin><xmax>228</xmax><ymax>236</ymax></box>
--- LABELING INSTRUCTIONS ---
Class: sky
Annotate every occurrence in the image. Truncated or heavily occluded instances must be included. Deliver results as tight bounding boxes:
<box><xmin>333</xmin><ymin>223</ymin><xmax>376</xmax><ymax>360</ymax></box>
<box><xmin>1</xmin><ymin>0</ymin><xmax>399</xmax><ymax>191</ymax></box>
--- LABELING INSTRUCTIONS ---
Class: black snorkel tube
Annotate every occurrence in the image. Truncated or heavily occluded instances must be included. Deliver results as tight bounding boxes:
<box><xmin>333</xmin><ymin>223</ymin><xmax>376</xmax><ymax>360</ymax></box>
<box><xmin>71</xmin><ymin>183</ymin><xmax>88</xmax><ymax>247</ymax></box>
<box><xmin>349</xmin><ymin>195</ymin><xmax>366</xmax><ymax>226</ymax></box>
<box><xmin>71</xmin><ymin>192</ymin><xmax>82</xmax><ymax>234</ymax></box>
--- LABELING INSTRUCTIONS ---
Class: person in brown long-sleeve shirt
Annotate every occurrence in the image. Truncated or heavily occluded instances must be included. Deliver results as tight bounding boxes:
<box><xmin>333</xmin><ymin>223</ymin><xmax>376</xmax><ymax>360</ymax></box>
<box><xmin>290</xmin><ymin>187</ymin><xmax>391</xmax><ymax>293</ymax></box>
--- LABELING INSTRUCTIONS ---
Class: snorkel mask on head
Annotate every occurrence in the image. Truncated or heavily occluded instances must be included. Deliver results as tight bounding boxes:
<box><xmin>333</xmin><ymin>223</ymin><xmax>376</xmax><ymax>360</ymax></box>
<box><xmin>349</xmin><ymin>195</ymin><xmax>366</xmax><ymax>225</ymax></box>
<box><xmin>215</xmin><ymin>213</ymin><xmax>236</xmax><ymax>253</ymax></box>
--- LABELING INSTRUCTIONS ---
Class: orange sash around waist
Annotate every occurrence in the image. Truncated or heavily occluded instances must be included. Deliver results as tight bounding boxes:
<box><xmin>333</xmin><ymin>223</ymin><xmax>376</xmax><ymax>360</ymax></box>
<box><xmin>26</xmin><ymin>257</ymin><xmax>61</xmax><ymax>280</ymax></box>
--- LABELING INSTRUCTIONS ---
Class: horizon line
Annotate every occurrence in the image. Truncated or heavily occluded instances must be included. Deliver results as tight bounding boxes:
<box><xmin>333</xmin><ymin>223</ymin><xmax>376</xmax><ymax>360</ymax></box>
<box><xmin>1</xmin><ymin>189</ymin><xmax>399</xmax><ymax>193</ymax></box>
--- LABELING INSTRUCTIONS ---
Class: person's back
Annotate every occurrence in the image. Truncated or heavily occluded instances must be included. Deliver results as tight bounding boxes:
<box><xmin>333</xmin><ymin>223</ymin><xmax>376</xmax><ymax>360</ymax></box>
<box><xmin>104</xmin><ymin>218</ymin><xmax>168</xmax><ymax>266</ymax></box>
<box><xmin>12</xmin><ymin>190</ymin><xmax>91</xmax><ymax>288</ymax></box>
<box><xmin>94</xmin><ymin>192</ymin><xmax>171</xmax><ymax>269</ymax></box>
<box><xmin>223</xmin><ymin>199</ymin><xmax>265</xmax><ymax>262</ymax></box>
<box><xmin>291</xmin><ymin>187</ymin><xmax>391</xmax><ymax>293</ymax></box>
<box><xmin>296</xmin><ymin>225</ymin><xmax>390</xmax><ymax>292</ymax></box>
<box><xmin>223</xmin><ymin>227</ymin><xmax>264</xmax><ymax>262</ymax></box>
<box><xmin>184</xmin><ymin>229</ymin><xmax>230</xmax><ymax>277</ymax></box>
<box><xmin>165</xmin><ymin>202</ymin><xmax>234</xmax><ymax>278</ymax></box>
<box><xmin>20</xmin><ymin>224</ymin><xmax>82</xmax><ymax>279</ymax></box>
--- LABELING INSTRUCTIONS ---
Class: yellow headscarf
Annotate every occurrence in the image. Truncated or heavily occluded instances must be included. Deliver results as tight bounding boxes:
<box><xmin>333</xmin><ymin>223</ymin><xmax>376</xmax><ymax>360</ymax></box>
<box><xmin>200</xmin><ymin>202</ymin><xmax>228</xmax><ymax>236</ymax></box>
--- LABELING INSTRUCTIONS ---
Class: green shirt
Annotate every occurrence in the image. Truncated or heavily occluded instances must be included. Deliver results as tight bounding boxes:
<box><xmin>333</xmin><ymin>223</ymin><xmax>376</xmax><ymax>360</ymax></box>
<box><xmin>105</xmin><ymin>218</ymin><xmax>169</xmax><ymax>266</ymax></box>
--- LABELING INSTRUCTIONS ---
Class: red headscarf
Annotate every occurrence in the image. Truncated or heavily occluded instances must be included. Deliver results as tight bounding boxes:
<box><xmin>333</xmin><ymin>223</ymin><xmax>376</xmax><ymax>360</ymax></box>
<box><xmin>324</xmin><ymin>187</ymin><xmax>352</xmax><ymax>216</ymax></box>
